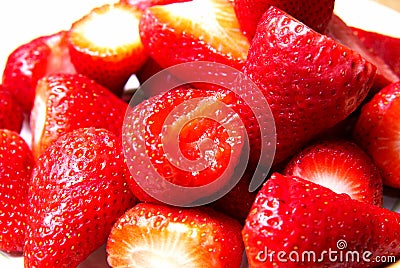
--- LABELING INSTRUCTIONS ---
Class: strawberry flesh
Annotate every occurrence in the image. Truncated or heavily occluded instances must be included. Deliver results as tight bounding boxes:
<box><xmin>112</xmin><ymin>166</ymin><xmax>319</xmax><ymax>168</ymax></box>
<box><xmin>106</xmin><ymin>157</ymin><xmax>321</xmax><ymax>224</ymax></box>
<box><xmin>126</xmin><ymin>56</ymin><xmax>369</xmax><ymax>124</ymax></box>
<box><xmin>0</xmin><ymin>85</ymin><xmax>24</xmax><ymax>133</ymax></box>
<box><xmin>284</xmin><ymin>139</ymin><xmax>383</xmax><ymax>206</ymax></box>
<box><xmin>107</xmin><ymin>203</ymin><xmax>244</xmax><ymax>267</ymax></box>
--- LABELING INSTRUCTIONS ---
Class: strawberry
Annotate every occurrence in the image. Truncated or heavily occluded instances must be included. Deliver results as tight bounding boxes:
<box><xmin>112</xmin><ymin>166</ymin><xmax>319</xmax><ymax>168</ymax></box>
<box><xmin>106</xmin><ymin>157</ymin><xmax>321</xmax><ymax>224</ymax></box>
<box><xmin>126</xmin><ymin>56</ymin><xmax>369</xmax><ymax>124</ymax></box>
<box><xmin>0</xmin><ymin>85</ymin><xmax>24</xmax><ymax>133</ymax></box>
<box><xmin>106</xmin><ymin>203</ymin><xmax>244</xmax><ymax>267</ymax></box>
<box><xmin>120</xmin><ymin>0</ymin><xmax>189</xmax><ymax>11</ymax></box>
<box><xmin>233</xmin><ymin>0</ymin><xmax>335</xmax><ymax>40</ymax></box>
<box><xmin>284</xmin><ymin>139</ymin><xmax>383</xmax><ymax>206</ymax></box>
<box><xmin>30</xmin><ymin>73</ymin><xmax>127</xmax><ymax>159</ymax></box>
<box><xmin>353</xmin><ymin>81</ymin><xmax>400</xmax><ymax>189</ymax></box>
<box><xmin>242</xmin><ymin>7</ymin><xmax>376</xmax><ymax>164</ymax></box>
<box><xmin>352</xmin><ymin>26</ymin><xmax>400</xmax><ymax>78</ymax></box>
<box><xmin>2</xmin><ymin>31</ymin><xmax>75</xmax><ymax>113</ymax></box>
<box><xmin>138</xmin><ymin>0</ymin><xmax>250</xmax><ymax>70</ymax></box>
<box><xmin>68</xmin><ymin>2</ymin><xmax>147</xmax><ymax>96</ymax></box>
<box><xmin>243</xmin><ymin>173</ymin><xmax>400</xmax><ymax>268</ymax></box>
<box><xmin>24</xmin><ymin>127</ymin><xmax>137</xmax><ymax>267</ymax></box>
<box><xmin>123</xmin><ymin>86</ymin><xmax>260</xmax><ymax>205</ymax></box>
<box><xmin>326</xmin><ymin>15</ymin><xmax>399</xmax><ymax>93</ymax></box>
<box><xmin>0</xmin><ymin>129</ymin><xmax>35</xmax><ymax>254</ymax></box>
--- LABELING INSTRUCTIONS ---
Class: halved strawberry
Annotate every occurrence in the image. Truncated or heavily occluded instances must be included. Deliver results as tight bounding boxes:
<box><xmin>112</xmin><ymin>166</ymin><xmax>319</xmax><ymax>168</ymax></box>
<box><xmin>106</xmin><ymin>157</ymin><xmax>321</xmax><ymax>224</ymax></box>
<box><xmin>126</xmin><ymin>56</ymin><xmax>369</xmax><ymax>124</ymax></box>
<box><xmin>243</xmin><ymin>173</ymin><xmax>400</xmax><ymax>267</ymax></box>
<box><xmin>0</xmin><ymin>85</ymin><xmax>24</xmax><ymax>133</ymax></box>
<box><xmin>284</xmin><ymin>139</ymin><xmax>383</xmax><ymax>206</ymax></box>
<box><xmin>352</xmin><ymin>26</ymin><xmax>400</xmax><ymax>78</ymax></box>
<box><xmin>242</xmin><ymin>7</ymin><xmax>376</xmax><ymax>164</ymax></box>
<box><xmin>106</xmin><ymin>203</ymin><xmax>244</xmax><ymax>267</ymax></box>
<box><xmin>2</xmin><ymin>31</ymin><xmax>75</xmax><ymax>113</ymax></box>
<box><xmin>353</xmin><ymin>81</ymin><xmax>400</xmax><ymax>189</ymax></box>
<box><xmin>24</xmin><ymin>127</ymin><xmax>136</xmax><ymax>267</ymax></box>
<box><xmin>0</xmin><ymin>129</ymin><xmax>35</xmax><ymax>254</ymax></box>
<box><xmin>120</xmin><ymin>0</ymin><xmax>189</xmax><ymax>11</ymax></box>
<box><xmin>326</xmin><ymin>14</ymin><xmax>399</xmax><ymax>93</ymax></box>
<box><xmin>30</xmin><ymin>73</ymin><xmax>127</xmax><ymax>158</ymax></box>
<box><xmin>68</xmin><ymin>2</ymin><xmax>148</xmax><ymax>96</ymax></box>
<box><xmin>139</xmin><ymin>0</ymin><xmax>250</xmax><ymax>70</ymax></box>
<box><xmin>234</xmin><ymin>0</ymin><xmax>335</xmax><ymax>40</ymax></box>
<box><xmin>123</xmin><ymin>86</ymin><xmax>260</xmax><ymax>205</ymax></box>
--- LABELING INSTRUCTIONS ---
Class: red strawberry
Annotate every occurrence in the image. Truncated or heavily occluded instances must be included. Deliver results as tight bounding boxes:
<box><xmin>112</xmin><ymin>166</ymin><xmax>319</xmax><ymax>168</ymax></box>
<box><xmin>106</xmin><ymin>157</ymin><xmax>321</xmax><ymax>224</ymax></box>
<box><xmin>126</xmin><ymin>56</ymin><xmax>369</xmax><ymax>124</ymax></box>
<box><xmin>353</xmin><ymin>81</ymin><xmax>400</xmax><ymax>189</ymax></box>
<box><xmin>0</xmin><ymin>129</ymin><xmax>35</xmax><ymax>254</ymax></box>
<box><xmin>242</xmin><ymin>7</ymin><xmax>376</xmax><ymax>164</ymax></box>
<box><xmin>234</xmin><ymin>0</ymin><xmax>335</xmax><ymax>40</ymax></box>
<box><xmin>139</xmin><ymin>0</ymin><xmax>250</xmax><ymax>70</ymax></box>
<box><xmin>24</xmin><ymin>127</ymin><xmax>137</xmax><ymax>267</ymax></box>
<box><xmin>68</xmin><ymin>2</ymin><xmax>148</xmax><ymax>96</ymax></box>
<box><xmin>123</xmin><ymin>86</ymin><xmax>260</xmax><ymax>205</ymax></box>
<box><xmin>120</xmin><ymin>0</ymin><xmax>189</xmax><ymax>11</ymax></box>
<box><xmin>284</xmin><ymin>139</ymin><xmax>383</xmax><ymax>206</ymax></box>
<box><xmin>106</xmin><ymin>203</ymin><xmax>244</xmax><ymax>267</ymax></box>
<box><xmin>0</xmin><ymin>85</ymin><xmax>24</xmax><ymax>133</ymax></box>
<box><xmin>30</xmin><ymin>73</ymin><xmax>127</xmax><ymax>159</ymax></box>
<box><xmin>326</xmin><ymin>15</ymin><xmax>399</xmax><ymax>93</ymax></box>
<box><xmin>2</xmin><ymin>31</ymin><xmax>75</xmax><ymax>113</ymax></box>
<box><xmin>352</xmin><ymin>26</ymin><xmax>400</xmax><ymax>78</ymax></box>
<box><xmin>243</xmin><ymin>173</ymin><xmax>400</xmax><ymax>268</ymax></box>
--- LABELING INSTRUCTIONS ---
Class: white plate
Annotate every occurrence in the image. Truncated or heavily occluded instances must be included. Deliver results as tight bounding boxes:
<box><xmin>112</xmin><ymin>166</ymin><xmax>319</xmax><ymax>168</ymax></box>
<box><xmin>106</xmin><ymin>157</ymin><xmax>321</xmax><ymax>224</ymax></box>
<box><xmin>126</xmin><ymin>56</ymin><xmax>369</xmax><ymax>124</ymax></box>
<box><xmin>0</xmin><ymin>0</ymin><xmax>399</xmax><ymax>267</ymax></box>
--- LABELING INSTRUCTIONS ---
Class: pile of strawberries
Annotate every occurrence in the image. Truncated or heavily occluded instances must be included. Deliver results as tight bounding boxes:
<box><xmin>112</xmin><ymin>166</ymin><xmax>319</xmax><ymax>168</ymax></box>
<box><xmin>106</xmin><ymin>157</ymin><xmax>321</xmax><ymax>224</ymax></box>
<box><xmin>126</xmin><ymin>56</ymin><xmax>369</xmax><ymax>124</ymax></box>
<box><xmin>0</xmin><ymin>0</ymin><xmax>399</xmax><ymax>267</ymax></box>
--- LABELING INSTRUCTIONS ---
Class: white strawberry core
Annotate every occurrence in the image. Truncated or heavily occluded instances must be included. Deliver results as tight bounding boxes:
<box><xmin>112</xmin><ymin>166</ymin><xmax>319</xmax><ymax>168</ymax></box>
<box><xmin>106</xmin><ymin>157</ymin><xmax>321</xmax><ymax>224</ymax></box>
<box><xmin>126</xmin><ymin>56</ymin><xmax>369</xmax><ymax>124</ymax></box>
<box><xmin>31</xmin><ymin>93</ymin><xmax>46</xmax><ymax>153</ymax></box>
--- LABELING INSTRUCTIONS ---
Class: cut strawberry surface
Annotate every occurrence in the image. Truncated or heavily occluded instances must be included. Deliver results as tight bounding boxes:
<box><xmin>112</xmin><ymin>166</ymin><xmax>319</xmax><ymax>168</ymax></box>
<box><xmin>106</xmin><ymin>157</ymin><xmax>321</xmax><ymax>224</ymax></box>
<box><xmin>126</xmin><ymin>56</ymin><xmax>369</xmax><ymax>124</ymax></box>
<box><xmin>242</xmin><ymin>7</ymin><xmax>376</xmax><ymax>164</ymax></box>
<box><xmin>2</xmin><ymin>31</ymin><xmax>75</xmax><ymax>114</ymax></box>
<box><xmin>234</xmin><ymin>0</ymin><xmax>335</xmax><ymax>40</ymax></box>
<box><xmin>139</xmin><ymin>0</ymin><xmax>250</xmax><ymax>70</ymax></box>
<box><xmin>354</xmin><ymin>81</ymin><xmax>400</xmax><ymax>189</ymax></box>
<box><xmin>107</xmin><ymin>203</ymin><xmax>244</xmax><ymax>268</ymax></box>
<box><xmin>243</xmin><ymin>173</ymin><xmax>400</xmax><ymax>268</ymax></box>
<box><xmin>24</xmin><ymin>128</ymin><xmax>136</xmax><ymax>267</ymax></box>
<box><xmin>120</xmin><ymin>0</ymin><xmax>189</xmax><ymax>11</ymax></box>
<box><xmin>326</xmin><ymin>15</ymin><xmax>399</xmax><ymax>93</ymax></box>
<box><xmin>68</xmin><ymin>2</ymin><xmax>147</xmax><ymax>96</ymax></box>
<box><xmin>352</xmin><ymin>26</ymin><xmax>400</xmax><ymax>78</ymax></box>
<box><xmin>0</xmin><ymin>130</ymin><xmax>35</xmax><ymax>254</ymax></box>
<box><xmin>0</xmin><ymin>85</ymin><xmax>24</xmax><ymax>133</ymax></box>
<box><xmin>284</xmin><ymin>139</ymin><xmax>383</xmax><ymax>206</ymax></box>
<box><xmin>30</xmin><ymin>73</ymin><xmax>127</xmax><ymax>159</ymax></box>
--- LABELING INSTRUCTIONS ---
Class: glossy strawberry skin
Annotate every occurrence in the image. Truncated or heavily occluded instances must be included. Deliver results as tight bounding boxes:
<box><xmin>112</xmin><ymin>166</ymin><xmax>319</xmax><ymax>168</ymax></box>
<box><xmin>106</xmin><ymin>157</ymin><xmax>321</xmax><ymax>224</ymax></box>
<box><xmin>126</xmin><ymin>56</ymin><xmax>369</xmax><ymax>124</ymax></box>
<box><xmin>2</xmin><ymin>31</ymin><xmax>75</xmax><ymax>113</ymax></box>
<box><xmin>0</xmin><ymin>85</ymin><xmax>24</xmax><ymax>133</ymax></box>
<box><xmin>353</xmin><ymin>81</ymin><xmax>400</xmax><ymax>189</ymax></box>
<box><xmin>68</xmin><ymin>3</ymin><xmax>147</xmax><ymax>96</ymax></box>
<box><xmin>30</xmin><ymin>73</ymin><xmax>127</xmax><ymax>158</ymax></box>
<box><xmin>138</xmin><ymin>0</ymin><xmax>250</xmax><ymax>70</ymax></box>
<box><xmin>107</xmin><ymin>203</ymin><xmax>244</xmax><ymax>268</ymax></box>
<box><xmin>0</xmin><ymin>130</ymin><xmax>35</xmax><ymax>254</ymax></box>
<box><xmin>242</xmin><ymin>7</ymin><xmax>376</xmax><ymax>164</ymax></box>
<box><xmin>284</xmin><ymin>139</ymin><xmax>383</xmax><ymax>206</ymax></box>
<box><xmin>24</xmin><ymin>128</ymin><xmax>137</xmax><ymax>267</ymax></box>
<box><xmin>243</xmin><ymin>173</ymin><xmax>400</xmax><ymax>268</ymax></box>
<box><xmin>234</xmin><ymin>0</ymin><xmax>335</xmax><ymax>40</ymax></box>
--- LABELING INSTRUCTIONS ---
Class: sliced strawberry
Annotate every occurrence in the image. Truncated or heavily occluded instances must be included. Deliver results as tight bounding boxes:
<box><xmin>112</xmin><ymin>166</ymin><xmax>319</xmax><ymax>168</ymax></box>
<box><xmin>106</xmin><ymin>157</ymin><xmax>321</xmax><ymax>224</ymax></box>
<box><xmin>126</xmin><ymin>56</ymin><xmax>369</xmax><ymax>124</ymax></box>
<box><xmin>284</xmin><ymin>139</ymin><xmax>383</xmax><ymax>206</ymax></box>
<box><xmin>120</xmin><ymin>0</ymin><xmax>189</xmax><ymax>11</ymax></box>
<box><xmin>352</xmin><ymin>26</ymin><xmax>400</xmax><ymax>78</ymax></box>
<box><xmin>353</xmin><ymin>81</ymin><xmax>400</xmax><ymax>189</ymax></box>
<box><xmin>0</xmin><ymin>85</ymin><xmax>24</xmax><ymax>133</ymax></box>
<box><xmin>106</xmin><ymin>203</ymin><xmax>244</xmax><ymax>267</ymax></box>
<box><xmin>0</xmin><ymin>130</ymin><xmax>35</xmax><ymax>254</ymax></box>
<box><xmin>234</xmin><ymin>0</ymin><xmax>335</xmax><ymax>40</ymax></box>
<box><xmin>2</xmin><ymin>31</ymin><xmax>75</xmax><ymax>113</ymax></box>
<box><xmin>326</xmin><ymin>14</ymin><xmax>399</xmax><ymax>94</ymax></box>
<box><xmin>30</xmin><ymin>73</ymin><xmax>127</xmax><ymax>158</ymax></box>
<box><xmin>123</xmin><ymin>86</ymin><xmax>261</xmax><ymax>205</ymax></box>
<box><xmin>242</xmin><ymin>7</ymin><xmax>376</xmax><ymax>164</ymax></box>
<box><xmin>139</xmin><ymin>0</ymin><xmax>250</xmax><ymax>70</ymax></box>
<box><xmin>68</xmin><ymin>2</ymin><xmax>148</xmax><ymax>96</ymax></box>
<box><xmin>24</xmin><ymin>127</ymin><xmax>137</xmax><ymax>267</ymax></box>
<box><xmin>243</xmin><ymin>173</ymin><xmax>400</xmax><ymax>267</ymax></box>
